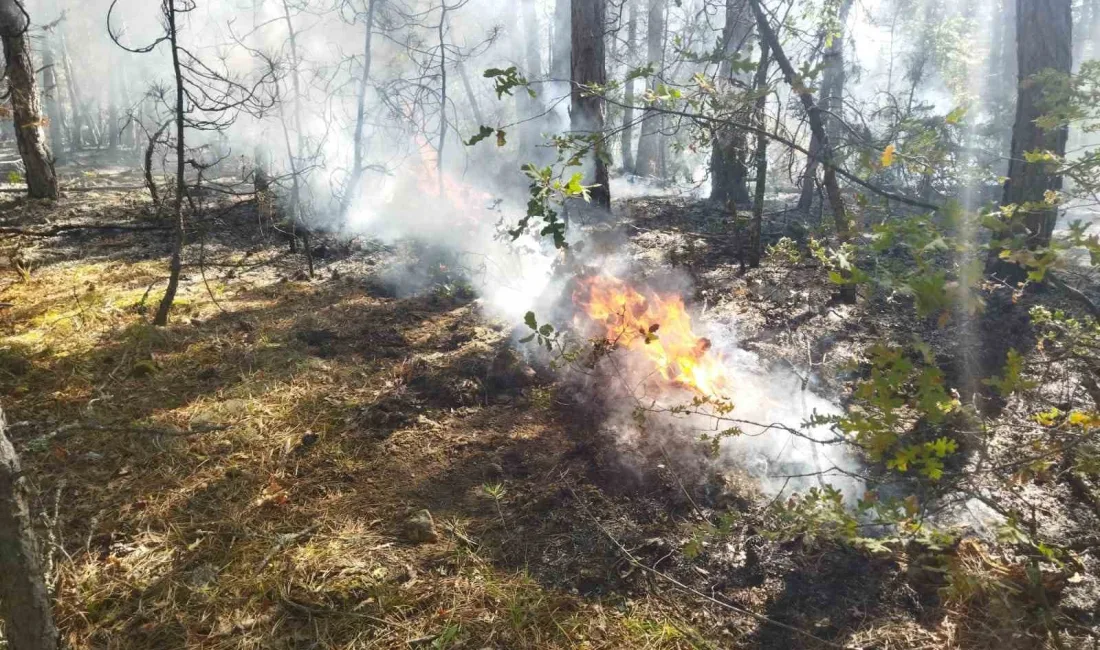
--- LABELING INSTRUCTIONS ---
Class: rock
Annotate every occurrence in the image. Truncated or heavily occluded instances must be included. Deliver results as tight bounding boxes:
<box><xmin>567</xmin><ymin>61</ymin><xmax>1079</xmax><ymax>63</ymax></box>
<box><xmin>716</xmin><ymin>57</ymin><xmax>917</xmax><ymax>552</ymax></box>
<box><xmin>401</xmin><ymin>509</ymin><xmax>438</xmax><ymax>544</ymax></box>
<box><xmin>484</xmin><ymin>462</ymin><xmax>504</xmax><ymax>480</ymax></box>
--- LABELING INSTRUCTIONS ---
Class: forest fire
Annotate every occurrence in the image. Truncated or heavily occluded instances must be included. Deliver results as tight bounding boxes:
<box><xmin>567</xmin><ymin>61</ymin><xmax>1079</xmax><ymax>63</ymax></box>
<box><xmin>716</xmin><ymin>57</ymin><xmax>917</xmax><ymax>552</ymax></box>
<box><xmin>573</xmin><ymin>274</ymin><xmax>732</xmax><ymax>399</ymax></box>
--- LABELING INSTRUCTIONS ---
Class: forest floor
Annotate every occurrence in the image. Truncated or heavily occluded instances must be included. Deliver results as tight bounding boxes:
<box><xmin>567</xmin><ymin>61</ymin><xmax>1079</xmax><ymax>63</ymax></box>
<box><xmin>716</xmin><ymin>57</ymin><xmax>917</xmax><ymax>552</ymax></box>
<box><xmin>1</xmin><ymin>163</ymin><xmax>1099</xmax><ymax>649</ymax></box>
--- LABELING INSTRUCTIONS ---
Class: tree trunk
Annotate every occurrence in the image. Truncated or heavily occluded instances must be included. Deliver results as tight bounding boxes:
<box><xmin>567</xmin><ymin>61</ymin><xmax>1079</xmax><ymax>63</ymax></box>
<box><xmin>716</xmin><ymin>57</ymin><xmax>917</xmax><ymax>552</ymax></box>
<box><xmin>280</xmin><ymin>0</ymin><xmax>308</xmax><ymax>262</ymax></box>
<box><xmin>154</xmin><ymin>3</ymin><xmax>187</xmax><ymax>327</ymax></box>
<box><xmin>58</xmin><ymin>31</ymin><xmax>85</xmax><ymax>151</ymax></box>
<box><xmin>521</xmin><ymin>0</ymin><xmax>542</xmax><ymax>79</ymax></box>
<box><xmin>0</xmin><ymin>1</ymin><xmax>59</xmax><ymax>200</ymax></box>
<box><xmin>750</xmin><ymin>0</ymin><xmax>854</xmax><ymax>303</ymax></box>
<box><xmin>519</xmin><ymin>0</ymin><xmax>544</xmax><ymax>152</ymax></box>
<box><xmin>40</xmin><ymin>41</ymin><xmax>65</xmax><ymax>163</ymax></box>
<box><xmin>571</xmin><ymin>0</ymin><xmax>610</xmax><ymax>210</ymax></box>
<box><xmin>436</xmin><ymin>5</ymin><xmax>449</xmax><ymax>199</ymax></box>
<box><xmin>552</xmin><ymin>0</ymin><xmax>570</xmax><ymax>82</ymax></box>
<box><xmin>985</xmin><ymin>0</ymin><xmax>1072</xmax><ymax>281</ymax></box>
<box><xmin>709</xmin><ymin>0</ymin><xmax>753</xmax><ymax>206</ymax></box>
<box><xmin>1075</xmin><ymin>0</ymin><xmax>1091</xmax><ymax>66</ymax></box>
<box><xmin>620</xmin><ymin>0</ymin><xmax>637</xmax><ymax>173</ymax></box>
<box><xmin>339</xmin><ymin>0</ymin><xmax>379</xmax><ymax>223</ymax></box>
<box><xmin>0</xmin><ymin>411</ymin><xmax>60</xmax><ymax>650</ymax></box>
<box><xmin>748</xmin><ymin>39</ymin><xmax>770</xmax><ymax>268</ymax></box>
<box><xmin>798</xmin><ymin>0</ymin><xmax>853</xmax><ymax>213</ymax></box>
<box><xmin>634</xmin><ymin>0</ymin><xmax>665</xmax><ymax>177</ymax></box>
<box><xmin>108</xmin><ymin>64</ymin><xmax>121</xmax><ymax>152</ymax></box>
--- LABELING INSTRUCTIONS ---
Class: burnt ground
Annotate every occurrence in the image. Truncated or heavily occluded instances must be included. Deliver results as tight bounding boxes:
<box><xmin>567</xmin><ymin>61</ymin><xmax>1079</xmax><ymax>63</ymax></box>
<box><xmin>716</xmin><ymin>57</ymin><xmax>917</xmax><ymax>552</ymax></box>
<box><xmin>1</xmin><ymin>170</ymin><xmax>1098</xmax><ymax>649</ymax></box>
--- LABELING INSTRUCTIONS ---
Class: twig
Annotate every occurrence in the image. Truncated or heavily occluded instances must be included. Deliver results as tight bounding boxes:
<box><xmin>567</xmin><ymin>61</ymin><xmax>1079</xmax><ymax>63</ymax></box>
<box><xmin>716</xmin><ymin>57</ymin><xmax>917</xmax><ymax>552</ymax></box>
<box><xmin>0</xmin><ymin>223</ymin><xmax>170</xmax><ymax>237</ymax></box>
<box><xmin>259</xmin><ymin>524</ymin><xmax>321</xmax><ymax>569</ymax></box>
<box><xmin>45</xmin><ymin>421</ymin><xmax>227</xmax><ymax>441</ymax></box>
<box><xmin>567</xmin><ymin>485</ymin><xmax>848</xmax><ymax>648</ymax></box>
<box><xmin>1048</xmin><ymin>273</ymin><xmax>1100</xmax><ymax>319</ymax></box>
<box><xmin>0</xmin><ymin>185</ymin><xmax>151</xmax><ymax>193</ymax></box>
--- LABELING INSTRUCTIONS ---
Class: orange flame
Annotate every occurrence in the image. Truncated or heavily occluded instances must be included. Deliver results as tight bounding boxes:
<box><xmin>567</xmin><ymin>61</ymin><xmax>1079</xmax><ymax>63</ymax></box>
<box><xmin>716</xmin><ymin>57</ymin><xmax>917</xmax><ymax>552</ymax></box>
<box><xmin>574</xmin><ymin>274</ymin><xmax>732</xmax><ymax>398</ymax></box>
<box><xmin>410</xmin><ymin>135</ymin><xmax>493</xmax><ymax>228</ymax></box>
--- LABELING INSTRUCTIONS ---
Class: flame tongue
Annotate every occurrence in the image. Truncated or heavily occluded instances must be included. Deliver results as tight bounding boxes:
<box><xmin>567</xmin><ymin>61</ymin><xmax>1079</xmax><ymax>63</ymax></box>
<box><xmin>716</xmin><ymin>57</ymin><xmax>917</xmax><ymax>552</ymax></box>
<box><xmin>574</xmin><ymin>274</ymin><xmax>731</xmax><ymax>399</ymax></box>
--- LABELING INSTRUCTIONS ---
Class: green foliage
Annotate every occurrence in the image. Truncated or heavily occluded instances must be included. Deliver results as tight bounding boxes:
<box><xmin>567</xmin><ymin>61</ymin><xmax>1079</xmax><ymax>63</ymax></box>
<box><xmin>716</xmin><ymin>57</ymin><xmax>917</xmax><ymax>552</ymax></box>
<box><xmin>808</xmin><ymin>239</ymin><xmax>869</xmax><ymax>286</ymax></box>
<box><xmin>464</xmin><ymin>125</ymin><xmax>507</xmax><ymax>147</ymax></box>
<box><xmin>483</xmin><ymin>66</ymin><xmax>535</xmax><ymax>99</ymax></box>
<box><xmin>520</xmin><ymin>311</ymin><xmax>560</xmax><ymax>353</ymax></box>
<box><xmin>813</xmin><ymin>344</ymin><xmax>961</xmax><ymax>480</ymax></box>
<box><xmin>766</xmin><ymin>237</ymin><xmax>803</xmax><ymax>264</ymax></box>
<box><xmin>982</xmin><ymin>349</ymin><xmax>1036</xmax><ymax>397</ymax></box>
<box><xmin>764</xmin><ymin>486</ymin><xmax>859</xmax><ymax>547</ymax></box>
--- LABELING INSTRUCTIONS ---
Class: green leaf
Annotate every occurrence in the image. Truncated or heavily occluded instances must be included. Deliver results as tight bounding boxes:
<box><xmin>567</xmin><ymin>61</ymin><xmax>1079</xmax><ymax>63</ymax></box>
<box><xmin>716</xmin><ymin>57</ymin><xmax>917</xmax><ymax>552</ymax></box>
<box><xmin>524</xmin><ymin>311</ymin><xmax>538</xmax><ymax>331</ymax></box>
<box><xmin>465</xmin><ymin>125</ymin><xmax>495</xmax><ymax>146</ymax></box>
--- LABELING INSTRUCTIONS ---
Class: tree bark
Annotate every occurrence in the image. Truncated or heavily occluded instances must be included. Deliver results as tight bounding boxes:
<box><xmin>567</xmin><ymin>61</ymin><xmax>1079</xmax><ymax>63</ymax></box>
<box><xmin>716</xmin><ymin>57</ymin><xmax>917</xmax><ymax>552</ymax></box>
<box><xmin>571</xmin><ymin>0</ymin><xmax>610</xmax><ymax>210</ymax></box>
<box><xmin>339</xmin><ymin>0</ymin><xmax>379</xmax><ymax>223</ymax></box>
<box><xmin>797</xmin><ymin>0</ymin><xmax>853</xmax><ymax>213</ymax></box>
<box><xmin>749</xmin><ymin>0</ymin><xmax>854</xmax><ymax>302</ymax></box>
<box><xmin>154</xmin><ymin>2</ymin><xmax>187</xmax><ymax>327</ymax></box>
<box><xmin>620</xmin><ymin>0</ymin><xmax>637</xmax><ymax>173</ymax></box>
<box><xmin>709</xmin><ymin>0</ymin><xmax>753</xmax><ymax>206</ymax></box>
<box><xmin>985</xmin><ymin>0</ymin><xmax>1072</xmax><ymax>281</ymax></box>
<box><xmin>748</xmin><ymin>39</ymin><xmax>770</xmax><ymax>268</ymax></box>
<box><xmin>0</xmin><ymin>0</ymin><xmax>59</xmax><ymax>200</ymax></box>
<box><xmin>0</xmin><ymin>410</ymin><xmax>61</xmax><ymax>650</ymax></box>
<box><xmin>634</xmin><ymin>0</ymin><xmax>665</xmax><ymax>177</ymax></box>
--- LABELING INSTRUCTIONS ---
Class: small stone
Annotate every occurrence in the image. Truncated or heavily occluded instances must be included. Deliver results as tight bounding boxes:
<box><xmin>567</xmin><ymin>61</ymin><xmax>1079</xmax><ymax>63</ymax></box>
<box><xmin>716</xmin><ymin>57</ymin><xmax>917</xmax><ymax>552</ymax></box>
<box><xmin>401</xmin><ymin>509</ymin><xmax>438</xmax><ymax>544</ymax></box>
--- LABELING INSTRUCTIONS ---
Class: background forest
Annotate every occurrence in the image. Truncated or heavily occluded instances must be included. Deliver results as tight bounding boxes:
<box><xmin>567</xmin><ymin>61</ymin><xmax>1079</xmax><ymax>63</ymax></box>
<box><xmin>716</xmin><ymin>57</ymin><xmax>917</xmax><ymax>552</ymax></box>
<box><xmin>1</xmin><ymin>0</ymin><xmax>1100</xmax><ymax>648</ymax></box>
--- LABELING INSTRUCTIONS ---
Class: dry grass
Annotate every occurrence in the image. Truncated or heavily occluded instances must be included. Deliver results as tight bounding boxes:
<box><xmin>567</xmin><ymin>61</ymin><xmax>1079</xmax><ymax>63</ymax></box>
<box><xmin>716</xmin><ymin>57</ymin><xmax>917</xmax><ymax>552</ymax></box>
<box><xmin>0</xmin><ymin>241</ymin><xmax>705</xmax><ymax>649</ymax></box>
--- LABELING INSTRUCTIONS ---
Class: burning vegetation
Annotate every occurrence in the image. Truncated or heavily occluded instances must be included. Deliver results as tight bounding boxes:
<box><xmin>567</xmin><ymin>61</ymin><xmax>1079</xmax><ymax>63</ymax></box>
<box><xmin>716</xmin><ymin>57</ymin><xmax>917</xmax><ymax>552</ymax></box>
<box><xmin>0</xmin><ymin>0</ymin><xmax>1099</xmax><ymax>648</ymax></box>
<box><xmin>574</xmin><ymin>273</ymin><xmax>731</xmax><ymax>399</ymax></box>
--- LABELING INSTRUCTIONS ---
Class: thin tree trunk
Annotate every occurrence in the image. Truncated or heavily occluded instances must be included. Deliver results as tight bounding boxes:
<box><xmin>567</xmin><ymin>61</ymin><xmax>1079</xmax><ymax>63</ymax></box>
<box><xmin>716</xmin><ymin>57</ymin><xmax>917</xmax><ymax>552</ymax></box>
<box><xmin>108</xmin><ymin>65</ymin><xmax>121</xmax><ymax>151</ymax></box>
<box><xmin>1075</xmin><ymin>0</ymin><xmax>1090</xmax><ymax>66</ymax></box>
<box><xmin>798</xmin><ymin>0</ymin><xmax>853</xmax><ymax>213</ymax></box>
<box><xmin>634</xmin><ymin>0</ymin><xmax>665</xmax><ymax>177</ymax></box>
<box><xmin>145</xmin><ymin>119</ymin><xmax>171</xmax><ymax>211</ymax></box>
<box><xmin>455</xmin><ymin>58</ymin><xmax>484</xmax><ymax>125</ymax></box>
<box><xmin>339</xmin><ymin>0</ymin><xmax>379</xmax><ymax>222</ymax></box>
<box><xmin>750</xmin><ymin>0</ymin><xmax>854</xmax><ymax>302</ymax></box>
<box><xmin>552</xmin><ymin>0</ymin><xmax>570</xmax><ymax>82</ymax></box>
<box><xmin>0</xmin><ymin>410</ymin><xmax>60</xmax><ymax>650</ymax></box>
<box><xmin>710</xmin><ymin>0</ymin><xmax>753</xmax><ymax>206</ymax></box>
<box><xmin>40</xmin><ymin>41</ymin><xmax>65</xmax><ymax>163</ymax></box>
<box><xmin>571</xmin><ymin>0</ymin><xmax>610</xmax><ymax>210</ymax></box>
<box><xmin>986</xmin><ymin>0</ymin><xmax>1072</xmax><ymax>282</ymax></box>
<box><xmin>58</xmin><ymin>31</ymin><xmax>85</xmax><ymax>151</ymax></box>
<box><xmin>280</xmin><ymin>0</ymin><xmax>307</xmax><ymax>260</ymax></box>
<box><xmin>749</xmin><ymin>39</ymin><xmax>771</xmax><ymax>268</ymax></box>
<box><xmin>620</xmin><ymin>0</ymin><xmax>637</xmax><ymax>174</ymax></box>
<box><xmin>1</xmin><ymin>1</ymin><xmax>59</xmax><ymax>200</ymax></box>
<box><xmin>437</xmin><ymin>4</ymin><xmax>448</xmax><ymax>199</ymax></box>
<box><xmin>154</xmin><ymin>3</ymin><xmax>187</xmax><ymax>327</ymax></box>
<box><xmin>519</xmin><ymin>0</ymin><xmax>544</xmax><ymax>152</ymax></box>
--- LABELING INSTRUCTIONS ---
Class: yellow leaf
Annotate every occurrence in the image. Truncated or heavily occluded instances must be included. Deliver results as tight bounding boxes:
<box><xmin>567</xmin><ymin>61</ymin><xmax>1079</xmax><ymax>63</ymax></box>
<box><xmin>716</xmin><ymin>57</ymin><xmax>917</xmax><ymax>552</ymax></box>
<box><xmin>881</xmin><ymin>144</ymin><xmax>896</xmax><ymax>168</ymax></box>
